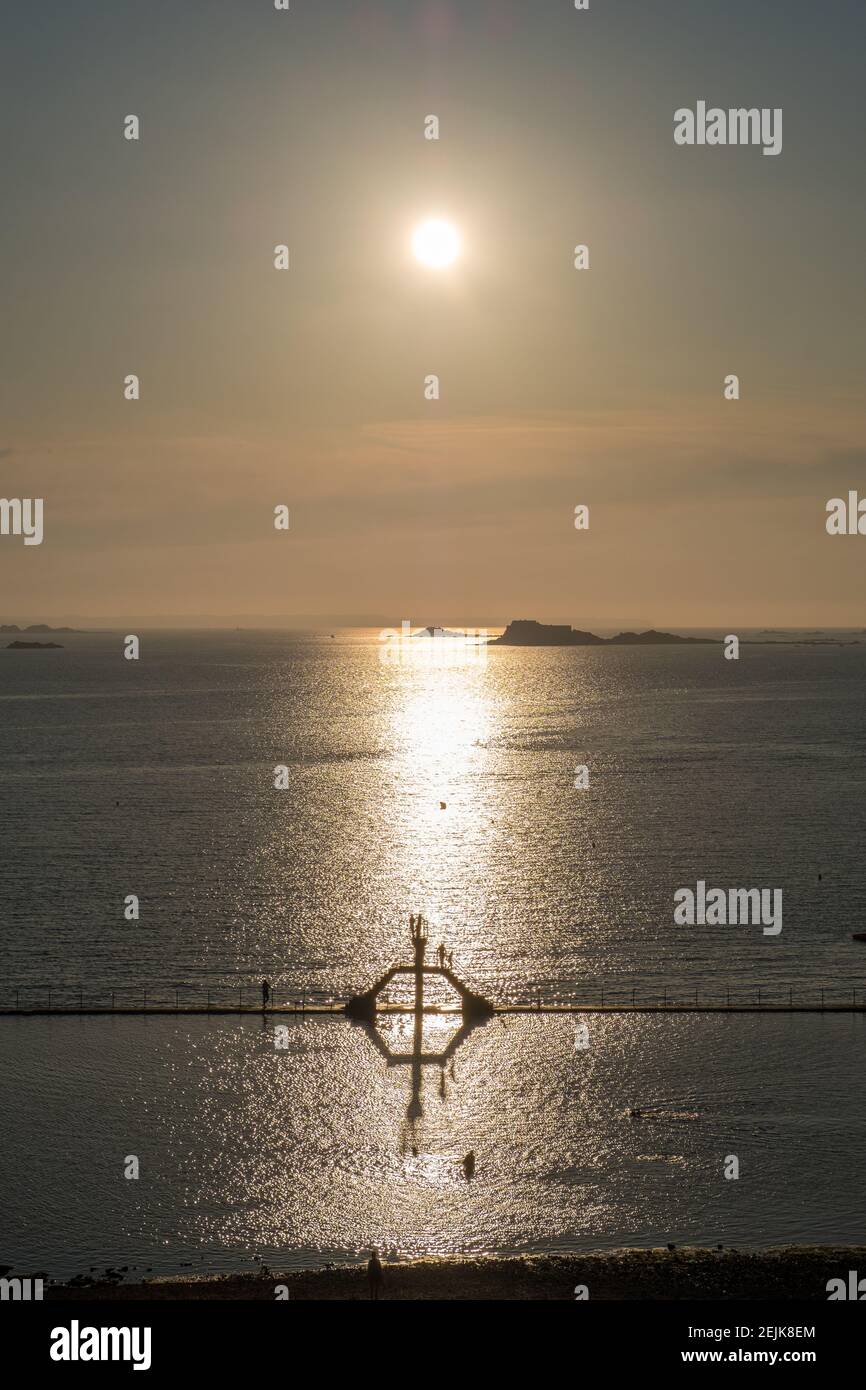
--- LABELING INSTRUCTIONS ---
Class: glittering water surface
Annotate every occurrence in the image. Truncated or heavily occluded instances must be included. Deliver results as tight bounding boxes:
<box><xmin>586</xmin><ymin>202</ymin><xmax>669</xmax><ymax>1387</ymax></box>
<box><xmin>2</xmin><ymin>631</ymin><xmax>866</xmax><ymax>1001</ymax></box>
<box><xmin>1</xmin><ymin>632</ymin><xmax>866</xmax><ymax>1276</ymax></box>
<box><xmin>1</xmin><ymin>1011</ymin><xmax>864</xmax><ymax>1280</ymax></box>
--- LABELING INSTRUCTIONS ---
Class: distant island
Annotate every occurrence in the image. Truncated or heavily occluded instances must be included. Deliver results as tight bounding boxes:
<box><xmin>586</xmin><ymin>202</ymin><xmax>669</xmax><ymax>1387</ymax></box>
<box><xmin>493</xmin><ymin>620</ymin><xmax>716</xmax><ymax>646</ymax></box>
<box><xmin>0</xmin><ymin>623</ymin><xmax>80</xmax><ymax>633</ymax></box>
<box><xmin>6</xmin><ymin>640</ymin><xmax>63</xmax><ymax>649</ymax></box>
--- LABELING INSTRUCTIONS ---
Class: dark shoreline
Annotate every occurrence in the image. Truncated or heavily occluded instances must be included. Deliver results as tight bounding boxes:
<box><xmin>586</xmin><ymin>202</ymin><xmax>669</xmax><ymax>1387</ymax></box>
<box><xmin>48</xmin><ymin>1246</ymin><xmax>866</xmax><ymax>1301</ymax></box>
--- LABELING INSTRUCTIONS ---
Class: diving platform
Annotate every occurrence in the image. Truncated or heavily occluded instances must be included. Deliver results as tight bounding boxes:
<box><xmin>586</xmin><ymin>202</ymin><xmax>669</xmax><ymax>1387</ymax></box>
<box><xmin>344</xmin><ymin>914</ymin><xmax>495</xmax><ymax>1024</ymax></box>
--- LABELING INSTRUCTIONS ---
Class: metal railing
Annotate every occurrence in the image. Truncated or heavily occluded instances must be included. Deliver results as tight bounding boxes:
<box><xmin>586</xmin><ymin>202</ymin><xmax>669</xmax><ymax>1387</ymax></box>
<box><xmin>495</xmin><ymin>983</ymin><xmax>864</xmax><ymax>1011</ymax></box>
<box><xmin>0</xmin><ymin>985</ymin><xmax>348</xmax><ymax>1013</ymax></box>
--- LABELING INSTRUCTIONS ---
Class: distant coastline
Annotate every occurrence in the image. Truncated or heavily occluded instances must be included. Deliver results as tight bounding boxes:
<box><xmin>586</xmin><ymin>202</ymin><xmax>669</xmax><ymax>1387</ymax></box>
<box><xmin>0</xmin><ymin>623</ymin><xmax>81</xmax><ymax>634</ymax></box>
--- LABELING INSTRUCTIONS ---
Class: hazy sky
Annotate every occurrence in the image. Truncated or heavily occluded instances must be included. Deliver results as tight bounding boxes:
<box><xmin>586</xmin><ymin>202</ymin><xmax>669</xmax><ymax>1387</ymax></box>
<box><xmin>2</xmin><ymin>0</ymin><xmax>865</xmax><ymax>626</ymax></box>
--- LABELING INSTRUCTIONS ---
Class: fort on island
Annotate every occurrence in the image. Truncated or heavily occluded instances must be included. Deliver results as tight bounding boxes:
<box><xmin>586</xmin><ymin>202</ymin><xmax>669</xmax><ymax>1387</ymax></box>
<box><xmin>493</xmin><ymin>619</ymin><xmax>716</xmax><ymax>646</ymax></box>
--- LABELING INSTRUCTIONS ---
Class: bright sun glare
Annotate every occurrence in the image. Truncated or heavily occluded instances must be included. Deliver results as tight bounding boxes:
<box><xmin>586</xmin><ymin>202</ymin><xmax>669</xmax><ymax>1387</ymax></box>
<box><xmin>412</xmin><ymin>218</ymin><xmax>460</xmax><ymax>268</ymax></box>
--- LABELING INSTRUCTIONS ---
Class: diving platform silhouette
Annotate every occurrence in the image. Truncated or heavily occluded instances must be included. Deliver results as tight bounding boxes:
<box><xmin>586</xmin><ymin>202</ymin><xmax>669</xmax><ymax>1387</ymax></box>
<box><xmin>344</xmin><ymin>914</ymin><xmax>494</xmax><ymax>1024</ymax></box>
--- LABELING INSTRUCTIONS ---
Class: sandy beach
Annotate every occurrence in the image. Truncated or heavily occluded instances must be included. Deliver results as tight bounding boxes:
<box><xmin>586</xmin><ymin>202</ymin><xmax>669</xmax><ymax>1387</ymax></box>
<box><xmin>49</xmin><ymin>1247</ymin><xmax>866</xmax><ymax>1301</ymax></box>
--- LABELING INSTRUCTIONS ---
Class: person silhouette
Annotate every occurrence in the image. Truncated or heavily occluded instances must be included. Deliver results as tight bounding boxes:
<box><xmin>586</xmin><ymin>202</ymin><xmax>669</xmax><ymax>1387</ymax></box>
<box><xmin>462</xmin><ymin>1150</ymin><xmax>475</xmax><ymax>1180</ymax></box>
<box><xmin>367</xmin><ymin>1247</ymin><xmax>384</xmax><ymax>1300</ymax></box>
<box><xmin>437</xmin><ymin>943</ymin><xmax>446</xmax><ymax>968</ymax></box>
<box><xmin>261</xmin><ymin>978</ymin><xmax>270</xmax><ymax>1010</ymax></box>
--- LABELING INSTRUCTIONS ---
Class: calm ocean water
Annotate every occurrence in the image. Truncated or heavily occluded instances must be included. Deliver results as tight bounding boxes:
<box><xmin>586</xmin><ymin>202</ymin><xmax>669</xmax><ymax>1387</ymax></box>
<box><xmin>1</xmin><ymin>630</ymin><xmax>865</xmax><ymax>1276</ymax></box>
<box><xmin>1</xmin><ymin>1011</ymin><xmax>864</xmax><ymax>1281</ymax></box>
<box><xmin>2</xmin><ymin>630</ymin><xmax>865</xmax><ymax>1000</ymax></box>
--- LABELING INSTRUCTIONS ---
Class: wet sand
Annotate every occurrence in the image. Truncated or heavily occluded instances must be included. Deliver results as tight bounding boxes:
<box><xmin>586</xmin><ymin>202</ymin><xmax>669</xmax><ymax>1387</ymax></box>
<box><xmin>50</xmin><ymin>1246</ymin><xmax>866</xmax><ymax>1300</ymax></box>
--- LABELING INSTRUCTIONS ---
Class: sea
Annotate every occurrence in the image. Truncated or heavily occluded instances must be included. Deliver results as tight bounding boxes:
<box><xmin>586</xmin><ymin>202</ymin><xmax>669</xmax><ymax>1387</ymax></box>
<box><xmin>1</xmin><ymin>629</ymin><xmax>865</xmax><ymax>1280</ymax></box>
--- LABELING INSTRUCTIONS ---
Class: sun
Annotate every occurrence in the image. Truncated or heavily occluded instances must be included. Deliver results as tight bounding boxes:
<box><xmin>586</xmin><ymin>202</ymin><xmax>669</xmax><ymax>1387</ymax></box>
<box><xmin>412</xmin><ymin>218</ymin><xmax>461</xmax><ymax>269</ymax></box>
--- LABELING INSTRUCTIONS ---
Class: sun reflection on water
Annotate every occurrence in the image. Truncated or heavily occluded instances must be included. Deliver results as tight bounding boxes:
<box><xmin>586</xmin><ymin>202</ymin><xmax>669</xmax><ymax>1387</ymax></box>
<box><xmin>391</xmin><ymin>675</ymin><xmax>494</xmax><ymax>774</ymax></box>
<box><xmin>386</xmin><ymin>661</ymin><xmax>497</xmax><ymax>920</ymax></box>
